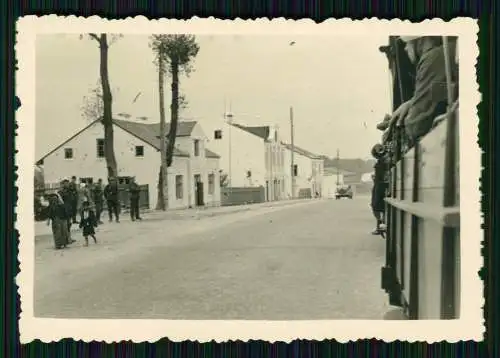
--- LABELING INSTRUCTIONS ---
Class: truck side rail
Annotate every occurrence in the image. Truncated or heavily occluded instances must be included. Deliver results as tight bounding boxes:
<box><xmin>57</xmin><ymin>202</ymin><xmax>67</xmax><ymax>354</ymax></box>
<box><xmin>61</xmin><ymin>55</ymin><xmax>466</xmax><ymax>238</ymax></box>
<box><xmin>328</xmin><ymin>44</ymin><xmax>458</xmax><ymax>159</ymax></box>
<box><xmin>382</xmin><ymin>100</ymin><xmax>459</xmax><ymax>320</ymax></box>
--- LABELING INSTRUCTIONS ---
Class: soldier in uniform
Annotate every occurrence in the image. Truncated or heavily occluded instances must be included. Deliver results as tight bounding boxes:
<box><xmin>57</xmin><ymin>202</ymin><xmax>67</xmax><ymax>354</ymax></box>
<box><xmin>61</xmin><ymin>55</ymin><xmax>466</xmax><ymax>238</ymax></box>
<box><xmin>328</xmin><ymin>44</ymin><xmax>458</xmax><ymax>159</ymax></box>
<box><xmin>68</xmin><ymin>176</ymin><xmax>79</xmax><ymax>224</ymax></box>
<box><xmin>128</xmin><ymin>177</ymin><xmax>142</xmax><ymax>221</ymax></box>
<box><xmin>370</xmin><ymin>144</ymin><xmax>389</xmax><ymax>235</ymax></box>
<box><xmin>104</xmin><ymin>177</ymin><xmax>120</xmax><ymax>223</ymax></box>
<box><xmin>91</xmin><ymin>178</ymin><xmax>105</xmax><ymax>224</ymax></box>
<box><xmin>390</xmin><ymin>36</ymin><xmax>456</xmax><ymax>149</ymax></box>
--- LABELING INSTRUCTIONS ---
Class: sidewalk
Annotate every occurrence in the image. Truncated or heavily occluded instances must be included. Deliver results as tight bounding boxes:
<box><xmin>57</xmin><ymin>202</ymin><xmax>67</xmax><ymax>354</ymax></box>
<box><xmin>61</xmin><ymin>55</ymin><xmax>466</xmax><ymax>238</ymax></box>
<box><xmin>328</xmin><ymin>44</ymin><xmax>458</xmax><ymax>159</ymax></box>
<box><xmin>145</xmin><ymin>198</ymin><xmax>316</xmax><ymax>221</ymax></box>
<box><xmin>34</xmin><ymin>198</ymin><xmax>316</xmax><ymax>237</ymax></box>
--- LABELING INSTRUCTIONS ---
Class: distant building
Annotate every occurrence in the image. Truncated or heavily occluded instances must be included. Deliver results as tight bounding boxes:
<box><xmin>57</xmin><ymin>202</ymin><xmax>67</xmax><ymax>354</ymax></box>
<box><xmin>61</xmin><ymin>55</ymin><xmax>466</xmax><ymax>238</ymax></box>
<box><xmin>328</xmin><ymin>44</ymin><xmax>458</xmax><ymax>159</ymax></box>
<box><xmin>207</xmin><ymin>120</ymin><xmax>286</xmax><ymax>201</ymax></box>
<box><xmin>281</xmin><ymin>142</ymin><xmax>324</xmax><ymax>199</ymax></box>
<box><xmin>36</xmin><ymin>119</ymin><xmax>221</xmax><ymax>210</ymax></box>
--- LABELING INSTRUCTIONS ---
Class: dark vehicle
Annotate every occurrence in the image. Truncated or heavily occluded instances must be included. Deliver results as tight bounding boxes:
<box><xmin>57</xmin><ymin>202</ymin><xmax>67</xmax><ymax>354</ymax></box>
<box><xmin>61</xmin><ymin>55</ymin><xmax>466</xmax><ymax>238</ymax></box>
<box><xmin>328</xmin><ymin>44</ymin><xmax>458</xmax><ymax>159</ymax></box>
<box><xmin>335</xmin><ymin>185</ymin><xmax>353</xmax><ymax>199</ymax></box>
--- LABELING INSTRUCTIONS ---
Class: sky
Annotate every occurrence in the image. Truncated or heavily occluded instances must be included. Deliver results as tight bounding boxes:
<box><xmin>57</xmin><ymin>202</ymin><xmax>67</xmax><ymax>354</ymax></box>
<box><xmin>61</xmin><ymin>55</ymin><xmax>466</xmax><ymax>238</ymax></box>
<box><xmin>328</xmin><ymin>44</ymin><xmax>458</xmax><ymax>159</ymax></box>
<box><xmin>35</xmin><ymin>34</ymin><xmax>392</xmax><ymax>160</ymax></box>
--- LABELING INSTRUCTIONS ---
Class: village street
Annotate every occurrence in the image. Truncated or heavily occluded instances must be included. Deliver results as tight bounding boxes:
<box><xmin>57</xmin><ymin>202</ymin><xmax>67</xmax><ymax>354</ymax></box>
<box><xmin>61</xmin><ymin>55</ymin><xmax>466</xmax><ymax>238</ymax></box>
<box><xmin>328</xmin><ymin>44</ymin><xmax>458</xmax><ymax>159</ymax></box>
<box><xmin>34</xmin><ymin>196</ymin><xmax>390</xmax><ymax>320</ymax></box>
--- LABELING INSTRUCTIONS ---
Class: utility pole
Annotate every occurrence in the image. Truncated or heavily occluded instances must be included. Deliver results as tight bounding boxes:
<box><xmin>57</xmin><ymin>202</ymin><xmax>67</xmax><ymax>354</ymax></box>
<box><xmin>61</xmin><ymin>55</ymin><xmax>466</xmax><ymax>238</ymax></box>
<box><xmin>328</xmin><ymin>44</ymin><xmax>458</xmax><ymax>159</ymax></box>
<box><xmin>227</xmin><ymin>101</ymin><xmax>233</xmax><ymax>188</ymax></box>
<box><xmin>290</xmin><ymin>106</ymin><xmax>295</xmax><ymax>199</ymax></box>
<box><xmin>336</xmin><ymin>148</ymin><xmax>340</xmax><ymax>186</ymax></box>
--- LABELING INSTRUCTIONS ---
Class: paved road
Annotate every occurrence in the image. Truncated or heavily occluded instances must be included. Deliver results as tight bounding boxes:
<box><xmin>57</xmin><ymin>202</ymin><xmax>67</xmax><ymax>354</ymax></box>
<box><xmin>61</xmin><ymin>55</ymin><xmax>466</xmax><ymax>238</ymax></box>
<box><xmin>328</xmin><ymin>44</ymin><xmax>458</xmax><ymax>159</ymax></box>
<box><xmin>34</xmin><ymin>197</ymin><xmax>390</xmax><ymax>319</ymax></box>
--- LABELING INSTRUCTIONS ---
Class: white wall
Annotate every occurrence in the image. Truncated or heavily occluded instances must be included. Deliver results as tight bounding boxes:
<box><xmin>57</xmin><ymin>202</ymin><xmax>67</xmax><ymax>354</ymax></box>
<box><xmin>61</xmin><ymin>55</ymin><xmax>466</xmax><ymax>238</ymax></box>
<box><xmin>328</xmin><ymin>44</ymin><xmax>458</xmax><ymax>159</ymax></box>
<box><xmin>264</xmin><ymin>140</ymin><xmax>287</xmax><ymax>200</ymax></box>
<box><xmin>283</xmin><ymin>148</ymin><xmax>315</xmax><ymax>198</ymax></box>
<box><xmin>206</xmin><ymin>122</ymin><xmax>266</xmax><ymax>188</ymax></box>
<box><xmin>322</xmin><ymin>173</ymin><xmax>345</xmax><ymax>198</ymax></box>
<box><xmin>205</xmin><ymin>157</ymin><xmax>221</xmax><ymax>207</ymax></box>
<box><xmin>41</xmin><ymin>121</ymin><xmax>190</xmax><ymax>210</ymax></box>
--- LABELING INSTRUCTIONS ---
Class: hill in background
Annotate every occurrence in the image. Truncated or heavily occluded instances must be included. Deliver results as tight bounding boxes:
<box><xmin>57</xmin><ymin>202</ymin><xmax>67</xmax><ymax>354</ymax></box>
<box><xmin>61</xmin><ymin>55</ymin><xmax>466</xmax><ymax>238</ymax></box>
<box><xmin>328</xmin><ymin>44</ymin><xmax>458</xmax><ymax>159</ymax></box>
<box><xmin>321</xmin><ymin>156</ymin><xmax>376</xmax><ymax>175</ymax></box>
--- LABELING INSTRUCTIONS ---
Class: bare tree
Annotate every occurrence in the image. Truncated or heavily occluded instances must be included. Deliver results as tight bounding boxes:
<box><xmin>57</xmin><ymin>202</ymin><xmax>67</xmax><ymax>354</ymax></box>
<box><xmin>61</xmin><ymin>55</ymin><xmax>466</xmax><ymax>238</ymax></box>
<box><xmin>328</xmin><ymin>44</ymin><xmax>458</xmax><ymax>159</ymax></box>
<box><xmin>80</xmin><ymin>33</ymin><xmax>122</xmax><ymax>178</ymax></box>
<box><xmin>150</xmin><ymin>34</ymin><xmax>200</xmax><ymax>210</ymax></box>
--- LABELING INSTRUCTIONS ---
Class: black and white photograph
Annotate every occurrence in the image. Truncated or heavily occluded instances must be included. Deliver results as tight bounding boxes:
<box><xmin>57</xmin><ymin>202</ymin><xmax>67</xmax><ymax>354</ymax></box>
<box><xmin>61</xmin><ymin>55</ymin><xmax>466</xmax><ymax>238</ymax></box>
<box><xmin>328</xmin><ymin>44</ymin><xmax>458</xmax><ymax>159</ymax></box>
<box><xmin>17</xmin><ymin>17</ymin><xmax>482</xmax><ymax>342</ymax></box>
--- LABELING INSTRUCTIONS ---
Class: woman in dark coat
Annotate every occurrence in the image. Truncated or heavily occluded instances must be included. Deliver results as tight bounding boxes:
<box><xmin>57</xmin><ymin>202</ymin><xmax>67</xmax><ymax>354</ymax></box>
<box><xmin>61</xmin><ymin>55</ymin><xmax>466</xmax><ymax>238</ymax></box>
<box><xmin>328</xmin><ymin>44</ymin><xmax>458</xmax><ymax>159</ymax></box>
<box><xmin>371</xmin><ymin>144</ymin><xmax>389</xmax><ymax>235</ymax></box>
<box><xmin>46</xmin><ymin>193</ymin><xmax>71</xmax><ymax>249</ymax></box>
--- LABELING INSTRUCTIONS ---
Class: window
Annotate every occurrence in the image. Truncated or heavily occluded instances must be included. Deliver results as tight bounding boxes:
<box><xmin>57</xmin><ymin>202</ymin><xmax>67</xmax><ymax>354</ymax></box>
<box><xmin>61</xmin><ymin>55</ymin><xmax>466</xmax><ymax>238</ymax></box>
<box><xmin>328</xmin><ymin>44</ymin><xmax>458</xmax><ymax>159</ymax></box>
<box><xmin>64</xmin><ymin>148</ymin><xmax>73</xmax><ymax>159</ymax></box>
<box><xmin>214</xmin><ymin>130</ymin><xmax>222</xmax><ymax>139</ymax></box>
<box><xmin>208</xmin><ymin>174</ymin><xmax>215</xmax><ymax>194</ymax></box>
<box><xmin>96</xmin><ymin>138</ymin><xmax>105</xmax><ymax>158</ymax></box>
<box><xmin>293</xmin><ymin>164</ymin><xmax>298</xmax><ymax>177</ymax></box>
<box><xmin>118</xmin><ymin>176</ymin><xmax>131</xmax><ymax>185</ymax></box>
<box><xmin>194</xmin><ymin>139</ymin><xmax>200</xmax><ymax>156</ymax></box>
<box><xmin>135</xmin><ymin>145</ymin><xmax>144</xmax><ymax>157</ymax></box>
<box><xmin>80</xmin><ymin>177</ymin><xmax>93</xmax><ymax>184</ymax></box>
<box><xmin>175</xmin><ymin>175</ymin><xmax>183</xmax><ymax>199</ymax></box>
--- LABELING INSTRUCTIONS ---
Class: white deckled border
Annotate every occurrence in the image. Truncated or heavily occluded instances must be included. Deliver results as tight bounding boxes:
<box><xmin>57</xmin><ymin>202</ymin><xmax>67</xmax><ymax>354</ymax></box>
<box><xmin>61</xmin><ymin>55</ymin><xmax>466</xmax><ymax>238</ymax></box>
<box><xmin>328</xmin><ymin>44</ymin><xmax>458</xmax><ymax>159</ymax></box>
<box><xmin>16</xmin><ymin>15</ymin><xmax>483</xmax><ymax>343</ymax></box>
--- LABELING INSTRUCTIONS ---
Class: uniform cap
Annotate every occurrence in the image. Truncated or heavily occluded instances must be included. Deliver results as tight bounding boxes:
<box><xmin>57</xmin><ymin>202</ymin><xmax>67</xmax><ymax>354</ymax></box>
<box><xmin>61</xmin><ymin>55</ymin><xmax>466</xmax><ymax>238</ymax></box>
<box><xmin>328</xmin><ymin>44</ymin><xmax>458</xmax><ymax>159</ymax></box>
<box><xmin>399</xmin><ymin>36</ymin><xmax>421</xmax><ymax>43</ymax></box>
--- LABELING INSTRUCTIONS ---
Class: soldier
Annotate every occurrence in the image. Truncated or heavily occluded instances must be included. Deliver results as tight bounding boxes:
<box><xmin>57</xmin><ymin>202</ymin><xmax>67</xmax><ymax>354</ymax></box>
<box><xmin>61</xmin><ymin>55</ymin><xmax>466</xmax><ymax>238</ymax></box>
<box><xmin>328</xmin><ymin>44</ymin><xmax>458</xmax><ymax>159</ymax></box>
<box><xmin>91</xmin><ymin>178</ymin><xmax>105</xmax><ymax>224</ymax></box>
<box><xmin>391</xmin><ymin>36</ymin><xmax>456</xmax><ymax>149</ymax></box>
<box><xmin>128</xmin><ymin>177</ymin><xmax>142</xmax><ymax>221</ymax></box>
<box><xmin>68</xmin><ymin>176</ymin><xmax>79</xmax><ymax>223</ymax></box>
<box><xmin>370</xmin><ymin>144</ymin><xmax>389</xmax><ymax>235</ymax></box>
<box><xmin>104</xmin><ymin>177</ymin><xmax>120</xmax><ymax>223</ymax></box>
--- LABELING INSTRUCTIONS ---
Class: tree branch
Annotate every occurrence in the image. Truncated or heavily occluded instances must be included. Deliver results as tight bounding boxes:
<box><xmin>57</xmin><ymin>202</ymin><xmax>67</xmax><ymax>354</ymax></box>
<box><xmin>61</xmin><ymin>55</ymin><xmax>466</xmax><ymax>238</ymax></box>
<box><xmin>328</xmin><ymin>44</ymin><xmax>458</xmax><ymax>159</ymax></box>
<box><xmin>88</xmin><ymin>33</ymin><xmax>100</xmax><ymax>42</ymax></box>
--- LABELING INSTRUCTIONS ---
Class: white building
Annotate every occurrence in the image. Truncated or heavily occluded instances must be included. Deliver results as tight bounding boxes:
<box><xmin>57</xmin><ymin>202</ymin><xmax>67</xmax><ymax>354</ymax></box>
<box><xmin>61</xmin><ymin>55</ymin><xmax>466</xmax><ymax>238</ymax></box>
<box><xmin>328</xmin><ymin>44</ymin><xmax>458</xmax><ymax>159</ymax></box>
<box><xmin>37</xmin><ymin>118</ymin><xmax>221</xmax><ymax>210</ymax></box>
<box><xmin>206</xmin><ymin>120</ymin><xmax>286</xmax><ymax>201</ymax></box>
<box><xmin>281</xmin><ymin>143</ymin><xmax>324</xmax><ymax>198</ymax></box>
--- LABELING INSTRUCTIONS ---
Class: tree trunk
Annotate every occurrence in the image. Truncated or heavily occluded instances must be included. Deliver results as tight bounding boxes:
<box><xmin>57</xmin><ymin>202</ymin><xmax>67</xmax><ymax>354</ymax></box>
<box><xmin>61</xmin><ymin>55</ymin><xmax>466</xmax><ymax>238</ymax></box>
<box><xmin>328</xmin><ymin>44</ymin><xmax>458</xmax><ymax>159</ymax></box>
<box><xmin>166</xmin><ymin>60</ymin><xmax>179</xmax><ymax>169</ymax></box>
<box><xmin>99</xmin><ymin>34</ymin><xmax>118</xmax><ymax>178</ymax></box>
<box><xmin>156</xmin><ymin>54</ymin><xmax>168</xmax><ymax>210</ymax></box>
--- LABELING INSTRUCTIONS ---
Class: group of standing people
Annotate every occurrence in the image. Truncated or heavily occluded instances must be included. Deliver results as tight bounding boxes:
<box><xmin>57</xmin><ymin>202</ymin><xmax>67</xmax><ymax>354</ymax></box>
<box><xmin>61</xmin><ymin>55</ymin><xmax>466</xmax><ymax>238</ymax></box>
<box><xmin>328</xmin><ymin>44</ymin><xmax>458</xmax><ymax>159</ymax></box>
<box><xmin>45</xmin><ymin>176</ymin><xmax>143</xmax><ymax>249</ymax></box>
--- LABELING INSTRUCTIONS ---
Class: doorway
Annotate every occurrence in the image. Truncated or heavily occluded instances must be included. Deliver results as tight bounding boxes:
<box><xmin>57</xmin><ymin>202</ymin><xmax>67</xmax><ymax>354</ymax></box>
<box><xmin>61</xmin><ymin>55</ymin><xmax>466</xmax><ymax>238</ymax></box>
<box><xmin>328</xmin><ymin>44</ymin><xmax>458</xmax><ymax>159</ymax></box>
<box><xmin>194</xmin><ymin>174</ymin><xmax>204</xmax><ymax>207</ymax></box>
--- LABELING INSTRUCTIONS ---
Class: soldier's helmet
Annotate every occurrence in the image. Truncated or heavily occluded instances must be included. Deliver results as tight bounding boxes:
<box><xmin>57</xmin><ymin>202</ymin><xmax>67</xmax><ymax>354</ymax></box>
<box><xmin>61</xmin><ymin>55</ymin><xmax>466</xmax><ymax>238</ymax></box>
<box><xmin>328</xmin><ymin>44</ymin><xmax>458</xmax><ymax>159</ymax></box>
<box><xmin>371</xmin><ymin>143</ymin><xmax>385</xmax><ymax>158</ymax></box>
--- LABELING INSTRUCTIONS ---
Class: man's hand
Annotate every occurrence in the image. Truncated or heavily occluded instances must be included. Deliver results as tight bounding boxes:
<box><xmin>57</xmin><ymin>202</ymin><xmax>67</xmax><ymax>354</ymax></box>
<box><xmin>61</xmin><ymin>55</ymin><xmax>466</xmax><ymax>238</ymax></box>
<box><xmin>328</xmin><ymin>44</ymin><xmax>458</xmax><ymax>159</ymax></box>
<box><xmin>391</xmin><ymin>100</ymin><xmax>412</xmax><ymax>127</ymax></box>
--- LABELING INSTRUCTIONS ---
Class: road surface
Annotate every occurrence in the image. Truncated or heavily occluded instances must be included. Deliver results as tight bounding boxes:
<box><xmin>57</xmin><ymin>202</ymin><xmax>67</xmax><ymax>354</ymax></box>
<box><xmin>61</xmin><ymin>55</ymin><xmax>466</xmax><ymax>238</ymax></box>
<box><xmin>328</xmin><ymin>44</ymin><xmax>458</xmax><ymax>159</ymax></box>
<box><xmin>34</xmin><ymin>197</ymin><xmax>390</xmax><ymax>319</ymax></box>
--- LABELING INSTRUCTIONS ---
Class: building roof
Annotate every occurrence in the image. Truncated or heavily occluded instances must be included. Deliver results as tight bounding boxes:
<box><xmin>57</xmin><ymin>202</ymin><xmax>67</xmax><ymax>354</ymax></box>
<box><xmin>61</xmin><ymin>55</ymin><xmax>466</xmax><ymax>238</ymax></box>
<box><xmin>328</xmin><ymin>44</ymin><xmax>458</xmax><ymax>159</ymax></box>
<box><xmin>37</xmin><ymin>118</ymin><xmax>220</xmax><ymax>163</ymax></box>
<box><xmin>280</xmin><ymin>142</ymin><xmax>322</xmax><ymax>160</ymax></box>
<box><xmin>229</xmin><ymin>122</ymin><xmax>270</xmax><ymax>140</ymax></box>
<box><xmin>205</xmin><ymin>149</ymin><xmax>221</xmax><ymax>158</ymax></box>
<box><xmin>141</xmin><ymin>121</ymin><xmax>197</xmax><ymax>137</ymax></box>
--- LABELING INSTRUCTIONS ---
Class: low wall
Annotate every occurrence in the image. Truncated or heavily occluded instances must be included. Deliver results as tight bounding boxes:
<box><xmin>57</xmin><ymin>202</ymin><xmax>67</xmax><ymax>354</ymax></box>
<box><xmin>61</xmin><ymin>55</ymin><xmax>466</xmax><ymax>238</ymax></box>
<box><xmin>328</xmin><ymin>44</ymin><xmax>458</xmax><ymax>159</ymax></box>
<box><xmin>221</xmin><ymin>186</ymin><xmax>266</xmax><ymax>206</ymax></box>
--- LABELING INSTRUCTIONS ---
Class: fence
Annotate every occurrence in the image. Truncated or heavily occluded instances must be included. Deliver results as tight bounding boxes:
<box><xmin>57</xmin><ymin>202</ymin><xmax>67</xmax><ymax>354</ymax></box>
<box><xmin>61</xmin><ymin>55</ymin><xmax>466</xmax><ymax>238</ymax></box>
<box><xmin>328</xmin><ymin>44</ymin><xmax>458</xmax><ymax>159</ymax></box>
<box><xmin>221</xmin><ymin>186</ymin><xmax>266</xmax><ymax>206</ymax></box>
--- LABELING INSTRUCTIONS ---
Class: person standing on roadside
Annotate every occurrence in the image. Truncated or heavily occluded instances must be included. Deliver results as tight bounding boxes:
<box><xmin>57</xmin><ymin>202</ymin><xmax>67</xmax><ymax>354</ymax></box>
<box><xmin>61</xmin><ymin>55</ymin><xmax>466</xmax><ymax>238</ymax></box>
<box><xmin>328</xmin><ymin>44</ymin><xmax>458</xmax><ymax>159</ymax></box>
<box><xmin>92</xmin><ymin>178</ymin><xmax>105</xmax><ymax>224</ymax></box>
<box><xmin>68</xmin><ymin>176</ymin><xmax>79</xmax><ymax>224</ymax></box>
<box><xmin>104</xmin><ymin>177</ymin><xmax>120</xmax><ymax>223</ymax></box>
<box><xmin>370</xmin><ymin>143</ymin><xmax>389</xmax><ymax>235</ymax></box>
<box><xmin>58</xmin><ymin>179</ymin><xmax>73</xmax><ymax>234</ymax></box>
<box><xmin>128</xmin><ymin>177</ymin><xmax>142</xmax><ymax>221</ymax></box>
<box><xmin>46</xmin><ymin>193</ymin><xmax>72</xmax><ymax>249</ymax></box>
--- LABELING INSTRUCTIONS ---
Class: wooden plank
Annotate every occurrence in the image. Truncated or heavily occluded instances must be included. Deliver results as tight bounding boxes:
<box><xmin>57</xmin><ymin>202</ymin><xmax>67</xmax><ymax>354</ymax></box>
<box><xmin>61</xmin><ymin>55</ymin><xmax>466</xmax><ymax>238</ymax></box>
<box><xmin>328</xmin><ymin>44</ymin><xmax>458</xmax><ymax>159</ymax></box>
<box><xmin>419</xmin><ymin>120</ymin><xmax>447</xmax><ymax>190</ymax></box>
<box><xmin>402</xmin><ymin>211</ymin><xmax>412</xmax><ymax>303</ymax></box>
<box><xmin>385</xmin><ymin>198</ymin><xmax>459</xmax><ymax>228</ymax></box>
<box><xmin>418</xmin><ymin>219</ymin><xmax>444</xmax><ymax>319</ymax></box>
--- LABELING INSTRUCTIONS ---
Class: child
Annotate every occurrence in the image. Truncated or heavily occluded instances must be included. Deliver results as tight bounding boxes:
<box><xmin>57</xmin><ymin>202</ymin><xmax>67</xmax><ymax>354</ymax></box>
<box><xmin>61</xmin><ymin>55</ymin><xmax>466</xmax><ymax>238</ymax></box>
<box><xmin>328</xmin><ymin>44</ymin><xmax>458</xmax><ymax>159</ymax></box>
<box><xmin>79</xmin><ymin>201</ymin><xmax>98</xmax><ymax>246</ymax></box>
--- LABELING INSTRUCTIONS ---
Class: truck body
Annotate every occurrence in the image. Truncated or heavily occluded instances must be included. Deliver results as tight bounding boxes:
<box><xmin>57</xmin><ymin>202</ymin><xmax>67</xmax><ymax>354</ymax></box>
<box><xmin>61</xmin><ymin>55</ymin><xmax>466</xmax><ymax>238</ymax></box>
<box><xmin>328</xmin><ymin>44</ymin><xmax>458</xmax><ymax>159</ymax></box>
<box><xmin>379</xmin><ymin>36</ymin><xmax>460</xmax><ymax>319</ymax></box>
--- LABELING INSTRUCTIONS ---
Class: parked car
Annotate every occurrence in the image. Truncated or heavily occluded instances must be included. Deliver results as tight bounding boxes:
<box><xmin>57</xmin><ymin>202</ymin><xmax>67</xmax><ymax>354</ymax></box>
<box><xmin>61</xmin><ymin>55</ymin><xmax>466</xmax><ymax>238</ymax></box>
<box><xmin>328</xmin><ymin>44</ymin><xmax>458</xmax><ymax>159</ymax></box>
<box><xmin>335</xmin><ymin>185</ymin><xmax>353</xmax><ymax>199</ymax></box>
